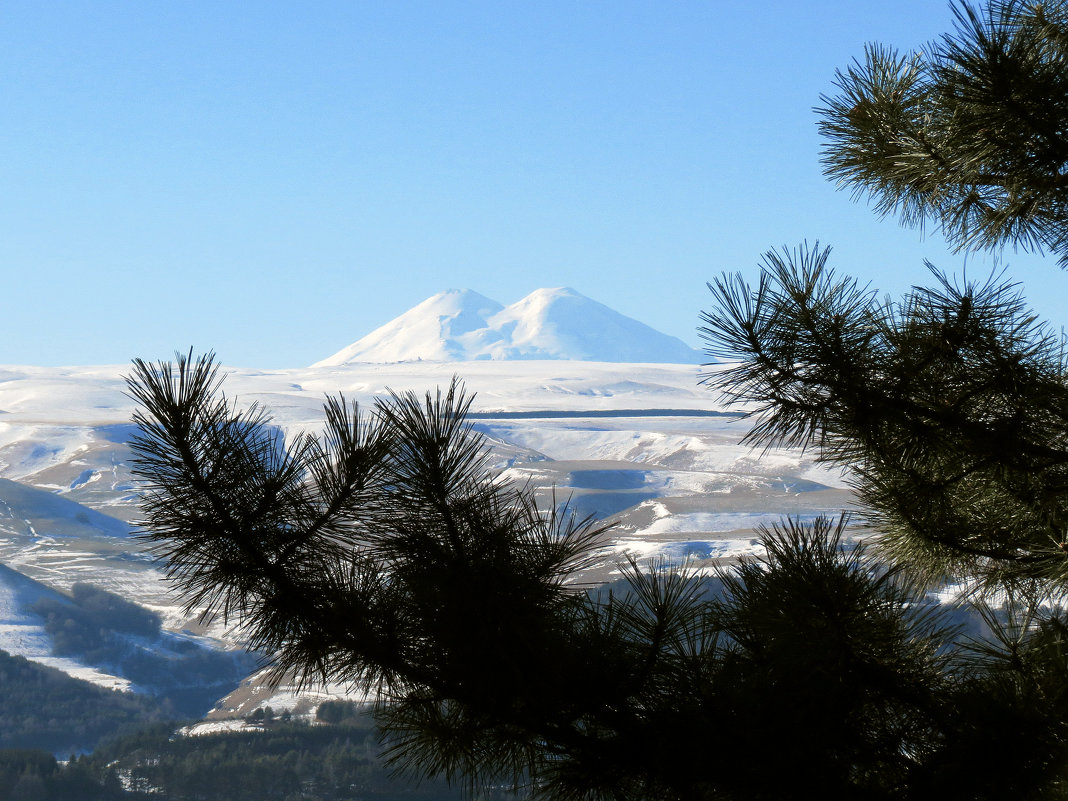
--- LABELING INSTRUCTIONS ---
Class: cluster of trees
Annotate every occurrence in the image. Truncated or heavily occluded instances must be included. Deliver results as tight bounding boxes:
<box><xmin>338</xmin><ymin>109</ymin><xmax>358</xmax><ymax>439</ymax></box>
<box><xmin>68</xmin><ymin>584</ymin><xmax>162</xmax><ymax>639</ymax></box>
<box><xmin>0</xmin><ymin>717</ymin><xmax>509</xmax><ymax>801</ymax></box>
<box><xmin>0</xmin><ymin>649</ymin><xmax>165</xmax><ymax>755</ymax></box>
<box><xmin>30</xmin><ymin>581</ymin><xmax>257</xmax><ymax>719</ymax></box>
<box><xmin>314</xmin><ymin>701</ymin><xmax>365</xmax><ymax>725</ymax></box>
<box><xmin>247</xmin><ymin>705</ymin><xmax>294</xmax><ymax>723</ymax></box>
<box><xmin>98</xmin><ymin>719</ymin><xmax>475</xmax><ymax>801</ymax></box>
<box><xmin>32</xmin><ymin>583</ymin><xmax>161</xmax><ymax>660</ymax></box>
<box><xmin>124</xmin><ymin>1</ymin><xmax>1068</xmax><ymax>799</ymax></box>
<box><xmin>0</xmin><ymin>750</ymin><xmax>110</xmax><ymax>801</ymax></box>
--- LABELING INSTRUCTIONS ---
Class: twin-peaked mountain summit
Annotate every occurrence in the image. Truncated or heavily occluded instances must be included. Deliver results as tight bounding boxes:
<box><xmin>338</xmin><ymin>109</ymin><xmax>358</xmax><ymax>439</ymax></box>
<box><xmin>312</xmin><ymin>287</ymin><xmax>703</xmax><ymax>366</ymax></box>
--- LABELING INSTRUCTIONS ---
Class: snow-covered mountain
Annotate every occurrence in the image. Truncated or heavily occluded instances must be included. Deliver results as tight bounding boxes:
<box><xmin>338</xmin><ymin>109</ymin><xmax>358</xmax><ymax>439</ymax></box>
<box><xmin>312</xmin><ymin>288</ymin><xmax>703</xmax><ymax>366</ymax></box>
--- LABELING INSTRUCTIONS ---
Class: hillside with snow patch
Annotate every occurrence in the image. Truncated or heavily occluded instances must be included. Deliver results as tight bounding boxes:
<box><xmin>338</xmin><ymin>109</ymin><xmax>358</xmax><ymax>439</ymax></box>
<box><xmin>0</xmin><ymin>358</ymin><xmax>854</xmax><ymax>724</ymax></box>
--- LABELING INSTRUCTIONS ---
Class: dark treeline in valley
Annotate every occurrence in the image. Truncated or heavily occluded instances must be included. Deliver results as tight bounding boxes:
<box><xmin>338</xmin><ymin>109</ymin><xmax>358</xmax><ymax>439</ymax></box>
<box><xmin>32</xmin><ymin>583</ymin><xmax>163</xmax><ymax>655</ymax></box>
<box><xmin>29</xmin><ymin>583</ymin><xmax>258</xmax><ymax>718</ymax></box>
<box><xmin>0</xmin><ymin>708</ymin><xmax>519</xmax><ymax>801</ymax></box>
<box><xmin>0</xmin><ymin>649</ymin><xmax>167</xmax><ymax>755</ymax></box>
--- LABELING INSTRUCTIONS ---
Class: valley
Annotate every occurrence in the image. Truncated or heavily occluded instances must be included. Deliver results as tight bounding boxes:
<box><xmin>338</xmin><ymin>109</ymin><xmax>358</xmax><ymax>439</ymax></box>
<box><xmin>0</xmin><ymin>358</ymin><xmax>855</xmax><ymax>734</ymax></box>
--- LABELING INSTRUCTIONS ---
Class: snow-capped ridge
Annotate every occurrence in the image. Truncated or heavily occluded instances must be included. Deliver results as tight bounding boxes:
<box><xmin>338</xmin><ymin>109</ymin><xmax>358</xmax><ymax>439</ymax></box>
<box><xmin>313</xmin><ymin>289</ymin><xmax>504</xmax><ymax>366</ymax></box>
<box><xmin>313</xmin><ymin>287</ymin><xmax>702</xmax><ymax>366</ymax></box>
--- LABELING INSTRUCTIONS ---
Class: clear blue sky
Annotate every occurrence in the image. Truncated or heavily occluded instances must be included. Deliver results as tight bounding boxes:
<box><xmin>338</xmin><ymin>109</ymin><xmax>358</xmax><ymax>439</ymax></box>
<box><xmin>1</xmin><ymin>1</ymin><xmax>1063</xmax><ymax>367</ymax></box>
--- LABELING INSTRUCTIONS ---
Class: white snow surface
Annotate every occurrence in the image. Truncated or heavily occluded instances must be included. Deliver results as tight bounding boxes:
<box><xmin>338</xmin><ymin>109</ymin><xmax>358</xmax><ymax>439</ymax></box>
<box><xmin>312</xmin><ymin>287</ymin><xmax>704</xmax><ymax>366</ymax></box>
<box><xmin>181</xmin><ymin>720</ymin><xmax>262</xmax><ymax>737</ymax></box>
<box><xmin>205</xmin><ymin>665</ymin><xmax>373</xmax><ymax>721</ymax></box>
<box><xmin>0</xmin><ymin>360</ymin><xmax>716</xmax><ymax>427</ymax></box>
<box><xmin>0</xmin><ymin>565</ymin><xmax>132</xmax><ymax>691</ymax></box>
<box><xmin>0</xmin><ymin>357</ymin><xmax>859</xmax><ymax>712</ymax></box>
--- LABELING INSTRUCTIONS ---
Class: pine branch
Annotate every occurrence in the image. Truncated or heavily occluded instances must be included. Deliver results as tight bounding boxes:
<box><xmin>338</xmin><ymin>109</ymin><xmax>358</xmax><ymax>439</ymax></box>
<box><xmin>817</xmin><ymin>0</ymin><xmax>1068</xmax><ymax>266</ymax></box>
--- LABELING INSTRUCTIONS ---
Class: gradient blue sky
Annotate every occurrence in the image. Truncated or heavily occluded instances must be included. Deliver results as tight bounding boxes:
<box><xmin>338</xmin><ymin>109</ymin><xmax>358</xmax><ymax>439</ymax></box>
<box><xmin>2</xmin><ymin>1</ymin><xmax>1064</xmax><ymax>367</ymax></box>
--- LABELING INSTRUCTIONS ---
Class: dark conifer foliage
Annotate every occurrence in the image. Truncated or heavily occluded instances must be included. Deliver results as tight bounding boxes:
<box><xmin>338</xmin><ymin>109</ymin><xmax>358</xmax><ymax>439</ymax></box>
<box><xmin>123</xmin><ymin>3</ymin><xmax>1068</xmax><ymax>795</ymax></box>
<box><xmin>125</xmin><ymin>352</ymin><xmax>1068</xmax><ymax>800</ymax></box>
<box><xmin>700</xmin><ymin>245</ymin><xmax>1068</xmax><ymax>590</ymax></box>
<box><xmin>0</xmin><ymin>649</ymin><xmax>164</xmax><ymax>755</ymax></box>
<box><xmin>819</xmin><ymin>0</ymin><xmax>1068</xmax><ymax>265</ymax></box>
<box><xmin>699</xmin><ymin>0</ymin><xmax>1068</xmax><ymax>795</ymax></box>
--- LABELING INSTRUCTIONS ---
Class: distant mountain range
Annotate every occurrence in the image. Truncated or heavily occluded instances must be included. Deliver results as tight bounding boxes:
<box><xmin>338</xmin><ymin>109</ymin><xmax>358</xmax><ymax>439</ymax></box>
<box><xmin>311</xmin><ymin>288</ymin><xmax>703</xmax><ymax>366</ymax></box>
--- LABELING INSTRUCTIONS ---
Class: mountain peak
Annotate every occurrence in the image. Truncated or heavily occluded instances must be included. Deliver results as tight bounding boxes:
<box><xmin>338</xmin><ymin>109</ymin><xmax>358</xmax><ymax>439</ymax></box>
<box><xmin>524</xmin><ymin>286</ymin><xmax>578</xmax><ymax>298</ymax></box>
<box><xmin>312</xmin><ymin>288</ymin><xmax>701</xmax><ymax>366</ymax></box>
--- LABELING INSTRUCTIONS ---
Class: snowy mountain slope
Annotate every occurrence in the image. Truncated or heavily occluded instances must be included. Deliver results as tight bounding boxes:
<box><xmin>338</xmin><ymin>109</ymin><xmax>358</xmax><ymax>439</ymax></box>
<box><xmin>0</xmin><ymin>564</ymin><xmax>132</xmax><ymax>691</ymax></box>
<box><xmin>0</xmin><ymin>476</ymin><xmax>131</xmax><ymax>540</ymax></box>
<box><xmin>0</xmin><ymin>358</ymin><xmax>856</xmax><ymax>717</ymax></box>
<box><xmin>312</xmin><ymin>287</ymin><xmax>703</xmax><ymax>365</ymax></box>
<box><xmin>0</xmin><ymin>476</ymin><xmax>156</xmax><ymax>589</ymax></box>
<box><xmin>0</xmin><ymin>479</ymin><xmax>256</xmax><ymax>713</ymax></box>
<box><xmin>313</xmin><ymin>289</ymin><xmax>505</xmax><ymax>365</ymax></box>
<box><xmin>0</xmin><ymin>360</ymin><xmax>847</xmax><ymax>559</ymax></box>
<box><xmin>0</xmin><ymin>557</ymin><xmax>256</xmax><ymax>718</ymax></box>
<box><xmin>0</xmin><ymin>360</ymin><xmax>712</xmax><ymax>426</ymax></box>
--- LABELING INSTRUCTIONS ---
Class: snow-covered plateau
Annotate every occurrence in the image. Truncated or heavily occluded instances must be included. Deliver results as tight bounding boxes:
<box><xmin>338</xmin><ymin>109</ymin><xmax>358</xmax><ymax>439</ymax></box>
<box><xmin>0</xmin><ymin>284</ymin><xmax>854</xmax><ymax>719</ymax></box>
<box><xmin>0</xmin><ymin>356</ymin><xmax>857</xmax><ymax>720</ymax></box>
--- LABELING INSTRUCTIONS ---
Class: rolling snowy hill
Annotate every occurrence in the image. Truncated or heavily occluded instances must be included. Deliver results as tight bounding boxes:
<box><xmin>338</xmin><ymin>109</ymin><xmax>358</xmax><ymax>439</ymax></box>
<box><xmin>312</xmin><ymin>287</ymin><xmax>704</xmax><ymax>365</ymax></box>
<box><xmin>0</xmin><ymin>358</ymin><xmax>854</xmax><ymax>722</ymax></box>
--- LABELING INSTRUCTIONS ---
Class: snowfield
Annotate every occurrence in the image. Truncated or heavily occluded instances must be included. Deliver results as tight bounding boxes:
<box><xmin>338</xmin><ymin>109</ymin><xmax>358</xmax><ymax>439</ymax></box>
<box><xmin>0</xmin><ymin>564</ymin><xmax>133</xmax><ymax>690</ymax></box>
<box><xmin>0</xmin><ymin>356</ymin><xmax>857</xmax><ymax>712</ymax></box>
<box><xmin>312</xmin><ymin>287</ymin><xmax>704</xmax><ymax>365</ymax></box>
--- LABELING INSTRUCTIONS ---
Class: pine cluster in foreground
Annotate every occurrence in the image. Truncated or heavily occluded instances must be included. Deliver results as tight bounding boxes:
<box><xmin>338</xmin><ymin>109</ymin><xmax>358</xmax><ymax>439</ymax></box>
<box><xmin>126</xmin><ymin>1</ymin><xmax>1068</xmax><ymax>799</ymax></box>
